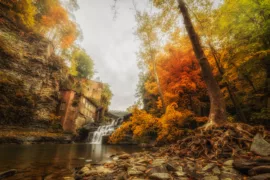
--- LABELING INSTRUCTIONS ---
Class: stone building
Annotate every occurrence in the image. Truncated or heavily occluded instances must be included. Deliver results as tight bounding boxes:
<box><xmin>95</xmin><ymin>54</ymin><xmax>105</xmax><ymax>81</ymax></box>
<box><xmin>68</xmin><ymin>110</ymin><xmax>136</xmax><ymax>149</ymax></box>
<box><xmin>58</xmin><ymin>78</ymin><xmax>104</xmax><ymax>132</ymax></box>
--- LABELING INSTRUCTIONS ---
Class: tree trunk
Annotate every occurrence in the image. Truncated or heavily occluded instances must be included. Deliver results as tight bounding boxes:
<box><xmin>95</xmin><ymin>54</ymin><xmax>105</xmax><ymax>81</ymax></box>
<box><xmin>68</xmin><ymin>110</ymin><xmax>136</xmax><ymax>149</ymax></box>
<box><xmin>264</xmin><ymin>59</ymin><xmax>270</xmax><ymax>109</ymax></box>
<box><xmin>153</xmin><ymin>59</ymin><xmax>166</xmax><ymax>113</ymax></box>
<box><xmin>177</xmin><ymin>0</ymin><xmax>227</xmax><ymax>126</ymax></box>
<box><xmin>209</xmin><ymin>43</ymin><xmax>247</xmax><ymax>122</ymax></box>
<box><xmin>230</xmin><ymin>62</ymin><xmax>257</xmax><ymax>93</ymax></box>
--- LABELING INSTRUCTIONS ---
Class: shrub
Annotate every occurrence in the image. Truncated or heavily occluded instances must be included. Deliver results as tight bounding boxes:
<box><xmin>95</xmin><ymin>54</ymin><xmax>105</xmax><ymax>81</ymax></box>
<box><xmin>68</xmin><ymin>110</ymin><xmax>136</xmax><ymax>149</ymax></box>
<box><xmin>109</xmin><ymin>104</ymin><xmax>208</xmax><ymax>144</ymax></box>
<box><xmin>157</xmin><ymin>103</ymin><xmax>194</xmax><ymax>143</ymax></box>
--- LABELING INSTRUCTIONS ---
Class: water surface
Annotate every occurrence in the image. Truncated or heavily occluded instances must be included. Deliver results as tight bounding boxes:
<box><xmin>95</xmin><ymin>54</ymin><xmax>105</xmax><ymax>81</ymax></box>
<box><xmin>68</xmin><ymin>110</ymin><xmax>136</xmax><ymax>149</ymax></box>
<box><xmin>0</xmin><ymin>143</ymin><xmax>142</xmax><ymax>179</ymax></box>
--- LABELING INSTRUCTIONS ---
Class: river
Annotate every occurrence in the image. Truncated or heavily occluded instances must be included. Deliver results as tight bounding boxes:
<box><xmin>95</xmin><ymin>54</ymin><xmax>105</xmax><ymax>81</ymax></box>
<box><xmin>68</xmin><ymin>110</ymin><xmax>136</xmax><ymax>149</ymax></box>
<box><xmin>0</xmin><ymin>143</ymin><xmax>142</xmax><ymax>179</ymax></box>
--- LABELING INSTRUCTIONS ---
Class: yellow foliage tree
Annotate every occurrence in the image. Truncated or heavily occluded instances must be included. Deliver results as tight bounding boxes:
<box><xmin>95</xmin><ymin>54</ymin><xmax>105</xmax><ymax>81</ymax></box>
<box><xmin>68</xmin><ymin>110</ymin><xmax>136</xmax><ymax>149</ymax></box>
<box><xmin>157</xmin><ymin>103</ymin><xmax>194</xmax><ymax>143</ymax></box>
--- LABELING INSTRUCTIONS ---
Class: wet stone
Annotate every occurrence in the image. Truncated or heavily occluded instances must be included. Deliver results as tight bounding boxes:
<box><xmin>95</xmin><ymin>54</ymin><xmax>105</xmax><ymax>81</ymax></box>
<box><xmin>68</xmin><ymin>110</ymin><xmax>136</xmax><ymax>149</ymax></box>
<box><xmin>118</xmin><ymin>154</ymin><xmax>131</xmax><ymax>160</ymax></box>
<box><xmin>203</xmin><ymin>175</ymin><xmax>219</xmax><ymax>180</ymax></box>
<box><xmin>223</xmin><ymin>160</ymin><xmax>234</xmax><ymax>166</ymax></box>
<box><xmin>222</xmin><ymin>166</ymin><xmax>238</xmax><ymax>174</ymax></box>
<box><xmin>175</xmin><ymin>171</ymin><xmax>186</xmax><ymax>177</ymax></box>
<box><xmin>127</xmin><ymin>168</ymin><xmax>143</xmax><ymax>176</ymax></box>
<box><xmin>152</xmin><ymin>159</ymin><xmax>167</xmax><ymax>167</ymax></box>
<box><xmin>149</xmin><ymin>173</ymin><xmax>171</xmax><ymax>180</ymax></box>
<box><xmin>220</xmin><ymin>172</ymin><xmax>239</xmax><ymax>180</ymax></box>
<box><xmin>212</xmin><ymin>166</ymin><xmax>221</xmax><ymax>175</ymax></box>
<box><xmin>187</xmin><ymin>163</ymin><xmax>195</xmax><ymax>171</ymax></box>
<box><xmin>166</xmin><ymin>161</ymin><xmax>179</xmax><ymax>171</ymax></box>
<box><xmin>202</xmin><ymin>163</ymin><xmax>215</xmax><ymax>171</ymax></box>
<box><xmin>178</xmin><ymin>178</ymin><xmax>189</xmax><ymax>180</ymax></box>
<box><xmin>116</xmin><ymin>172</ymin><xmax>127</xmax><ymax>180</ymax></box>
<box><xmin>135</xmin><ymin>166</ymin><xmax>147</xmax><ymax>172</ymax></box>
<box><xmin>148</xmin><ymin>165</ymin><xmax>168</xmax><ymax>174</ymax></box>
<box><xmin>251</xmin><ymin>134</ymin><xmax>270</xmax><ymax>156</ymax></box>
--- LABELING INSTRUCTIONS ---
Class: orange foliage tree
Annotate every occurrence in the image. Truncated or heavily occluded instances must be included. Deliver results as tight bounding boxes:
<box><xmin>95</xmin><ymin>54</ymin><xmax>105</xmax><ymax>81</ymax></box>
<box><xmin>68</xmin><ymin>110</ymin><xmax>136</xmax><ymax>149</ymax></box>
<box><xmin>157</xmin><ymin>39</ymin><xmax>207</xmax><ymax>110</ymax></box>
<box><xmin>143</xmin><ymin>36</ymin><xmax>207</xmax><ymax>115</ymax></box>
<box><xmin>36</xmin><ymin>0</ymin><xmax>79</xmax><ymax>49</ymax></box>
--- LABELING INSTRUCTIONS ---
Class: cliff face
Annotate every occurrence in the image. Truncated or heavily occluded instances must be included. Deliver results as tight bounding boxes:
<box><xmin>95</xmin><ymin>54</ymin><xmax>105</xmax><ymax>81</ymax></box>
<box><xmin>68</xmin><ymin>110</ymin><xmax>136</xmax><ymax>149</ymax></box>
<box><xmin>0</xmin><ymin>21</ymin><xmax>67</xmax><ymax>125</ymax></box>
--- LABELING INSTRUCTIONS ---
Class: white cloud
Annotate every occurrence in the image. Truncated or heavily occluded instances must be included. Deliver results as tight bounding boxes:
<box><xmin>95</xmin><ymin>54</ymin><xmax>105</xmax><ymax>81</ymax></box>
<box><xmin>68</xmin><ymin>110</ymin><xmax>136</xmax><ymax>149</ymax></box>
<box><xmin>74</xmin><ymin>0</ymin><xmax>147</xmax><ymax>110</ymax></box>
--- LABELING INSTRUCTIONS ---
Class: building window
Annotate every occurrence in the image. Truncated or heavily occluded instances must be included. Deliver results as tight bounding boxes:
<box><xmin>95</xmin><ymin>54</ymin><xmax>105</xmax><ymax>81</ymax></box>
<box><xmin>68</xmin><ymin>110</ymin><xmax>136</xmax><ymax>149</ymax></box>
<box><xmin>60</xmin><ymin>102</ymin><xmax>66</xmax><ymax>111</ymax></box>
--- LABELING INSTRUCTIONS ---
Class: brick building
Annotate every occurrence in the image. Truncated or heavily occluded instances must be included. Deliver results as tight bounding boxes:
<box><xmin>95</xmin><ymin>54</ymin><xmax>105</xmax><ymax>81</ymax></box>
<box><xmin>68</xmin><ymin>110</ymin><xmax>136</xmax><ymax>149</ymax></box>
<box><xmin>58</xmin><ymin>77</ymin><xmax>104</xmax><ymax>132</ymax></box>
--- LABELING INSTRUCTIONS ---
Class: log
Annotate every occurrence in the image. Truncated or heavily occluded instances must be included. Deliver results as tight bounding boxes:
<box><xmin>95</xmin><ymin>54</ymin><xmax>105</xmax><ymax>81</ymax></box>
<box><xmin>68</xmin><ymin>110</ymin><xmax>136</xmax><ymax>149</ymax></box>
<box><xmin>0</xmin><ymin>169</ymin><xmax>17</xmax><ymax>179</ymax></box>
<box><xmin>233</xmin><ymin>159</ymin><xmax>258</xmax><ymax>174</ymax></box>
<box><xmin>249</xmin><ymin>166</ymin><xmax>270</xmax><ymax>176</ymax></box>
<box><xmin>255</xmin><ymin>157</ymin><xmax>270</xmax><ymax>163</ymax></box>
<box><xmin>250</xmin><ymin>173</ymin><xmax>270</xmax><ymax>180</ymax></box>
<box><xmin>233</xmin><ymin>159</ymin><xmax>270</xmax><ymax>174</ymax></box>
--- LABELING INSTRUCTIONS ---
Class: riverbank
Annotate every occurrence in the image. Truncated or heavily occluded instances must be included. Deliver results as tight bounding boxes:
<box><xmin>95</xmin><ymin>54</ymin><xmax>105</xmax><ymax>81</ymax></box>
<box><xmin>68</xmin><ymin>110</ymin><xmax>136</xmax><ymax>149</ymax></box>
<box><xmin>0</xmin><ymin>125</ymin><xmax>72</xmax><ymax>144</ymax></box>
<box><xmin>75</xmin><ymin>150</ymin><xmax>245</xmax><ymax>180</ymax></box>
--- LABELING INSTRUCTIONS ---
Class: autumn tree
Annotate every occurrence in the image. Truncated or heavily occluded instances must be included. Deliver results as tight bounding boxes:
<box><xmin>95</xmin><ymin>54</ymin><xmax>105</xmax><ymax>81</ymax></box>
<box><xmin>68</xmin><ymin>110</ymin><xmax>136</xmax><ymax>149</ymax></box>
<box><xmin>135</xmin><ymin>0</ymin><xmax>179</xmax><ymax>113</ymax></box>
<box><xmin>0</xmin><ymin>0</ymin><xmax>36</xmax><ymax>28</ymax></box>
<box><xmin>176</xmin><ymin>0</ymin><xmax>227</xmax><ymax>126</ymax></box>
<box><xmin>157</xmin><ymin>35</ymin><xmax>207</xmax><ymax>112</ymax></box>
<box><xmin>187</xmin><ymin>0</ymin><xmax>270</xmax><ymax>122</ymax></box>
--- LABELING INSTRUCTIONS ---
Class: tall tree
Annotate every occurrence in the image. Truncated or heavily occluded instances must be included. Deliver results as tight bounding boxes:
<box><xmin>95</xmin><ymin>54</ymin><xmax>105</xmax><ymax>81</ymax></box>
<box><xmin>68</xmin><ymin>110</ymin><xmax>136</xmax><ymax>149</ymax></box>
<box><xmin>177</xmin><ymin>0</ymin><xmax>227</xmax><ymax>126</ymax></box>
<box><xmin>135</xmin><ymin>0</ymin><xmax>179</xmax><ymax>113</ymax></box>
<box><xmin>136</xmin><ymin>12</ymin><xmax>166</xmax><ymax>113</ymax></box>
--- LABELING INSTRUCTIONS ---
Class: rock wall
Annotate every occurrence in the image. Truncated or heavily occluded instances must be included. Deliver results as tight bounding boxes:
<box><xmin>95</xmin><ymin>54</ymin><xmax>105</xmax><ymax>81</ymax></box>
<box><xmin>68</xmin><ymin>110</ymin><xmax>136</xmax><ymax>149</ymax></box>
<box><xmin>0</xmin><ymin>20</ymin><xmax>67</xmax><ymax>125</ymax></box>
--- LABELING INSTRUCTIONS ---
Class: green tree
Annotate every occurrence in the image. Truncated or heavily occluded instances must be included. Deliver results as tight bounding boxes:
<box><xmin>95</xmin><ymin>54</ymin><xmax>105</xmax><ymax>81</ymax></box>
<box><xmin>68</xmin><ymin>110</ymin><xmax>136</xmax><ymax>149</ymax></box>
<box><xmin>70</xmin><ymin>48</ymin><xmax>94</xmax><ymax>79</ymax></box>
<box><xmin>100</xmin><ymin>83</ymin><xmax>113</xmax><ymax>110</ymax></box>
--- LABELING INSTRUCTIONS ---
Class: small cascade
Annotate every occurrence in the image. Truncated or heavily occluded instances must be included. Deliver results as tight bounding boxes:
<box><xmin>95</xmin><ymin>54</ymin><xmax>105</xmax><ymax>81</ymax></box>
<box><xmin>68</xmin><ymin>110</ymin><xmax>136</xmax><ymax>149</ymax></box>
<box><xmin>90</xmin><ymin>118</ymin><xmax>123</xmax><ymax>144</ymax></box>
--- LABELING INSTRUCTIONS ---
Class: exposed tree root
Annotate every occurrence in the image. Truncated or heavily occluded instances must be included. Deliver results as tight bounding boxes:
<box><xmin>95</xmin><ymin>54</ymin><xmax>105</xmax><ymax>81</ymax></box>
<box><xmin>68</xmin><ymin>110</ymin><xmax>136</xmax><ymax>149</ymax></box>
<box><xmin>163</xmin><ymin>123</ymin><xmax>268</xmax><ymax>159</ymax></box>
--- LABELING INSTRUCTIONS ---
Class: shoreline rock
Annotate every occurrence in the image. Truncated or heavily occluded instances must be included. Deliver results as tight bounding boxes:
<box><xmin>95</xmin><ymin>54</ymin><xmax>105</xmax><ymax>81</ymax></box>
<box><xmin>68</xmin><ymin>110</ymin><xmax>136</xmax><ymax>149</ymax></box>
<box><xmin>74</xmin><ymin>152</ymin><xmax>245</xmax><ymax>180</ymax></box>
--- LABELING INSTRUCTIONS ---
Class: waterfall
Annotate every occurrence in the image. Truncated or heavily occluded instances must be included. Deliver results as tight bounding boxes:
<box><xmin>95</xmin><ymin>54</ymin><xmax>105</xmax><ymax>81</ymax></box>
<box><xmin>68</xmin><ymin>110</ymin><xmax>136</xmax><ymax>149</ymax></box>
<box><xmin>90</xmin><ymin>118</ymin><xmax>123</xmax><ymax>144</ymax></box>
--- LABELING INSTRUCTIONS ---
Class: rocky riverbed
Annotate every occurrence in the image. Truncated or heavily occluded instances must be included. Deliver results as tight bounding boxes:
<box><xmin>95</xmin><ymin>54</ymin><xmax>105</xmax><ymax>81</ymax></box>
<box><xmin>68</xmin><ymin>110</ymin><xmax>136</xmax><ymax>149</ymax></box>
<box><xmin>74</xmin><ymin>151</ymin><xmax>245</xmax><ymax>180</ymax></box>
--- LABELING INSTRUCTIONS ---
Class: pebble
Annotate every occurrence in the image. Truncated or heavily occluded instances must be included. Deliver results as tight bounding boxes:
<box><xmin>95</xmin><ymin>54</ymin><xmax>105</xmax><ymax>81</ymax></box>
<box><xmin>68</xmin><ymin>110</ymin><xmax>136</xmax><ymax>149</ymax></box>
<box><xmin>212</xmin><ymin>166</ymin><xmax>221</xmax><ymax>175</ymax></box>
<box><xmin>149</xmin><ymin>172</ymin><xmax>170</xmax><ymax>180</ymax></box>
<box><xmin>74</xmin><ymin>152</ymin><xmax>245</xmax><ymax>180</ymax></box>
<box><xmin>203</xmin><ymin>175</ymin><xmax>219</xmax><ymax>180</ymax></box>
<box><xmin>223</xmin><ymin>160</ymin><xmax>234</xmax><ymax>166</ymax></box>
<box><xmin>202</xmin><ymin>163</ymin><xmax>215</xmax><ymax>171</ymax></box>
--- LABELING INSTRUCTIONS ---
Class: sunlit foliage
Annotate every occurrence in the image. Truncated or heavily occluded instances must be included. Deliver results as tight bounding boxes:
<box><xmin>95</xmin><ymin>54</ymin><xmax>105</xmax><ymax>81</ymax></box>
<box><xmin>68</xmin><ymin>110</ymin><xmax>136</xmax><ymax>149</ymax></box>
<box><xmin>110</xmin><ymin>103</ymin><xmax>206</xmax><ymax>143</ymax></box>
<box><xmin>0</xmin><ymin>0</ymin><xmax>36</xmax><ymax>28</ymax></box>
<box><xmin>70</xmin><ymin>48</ymin><xmax>94</xmax><ymax>79</ymax></box>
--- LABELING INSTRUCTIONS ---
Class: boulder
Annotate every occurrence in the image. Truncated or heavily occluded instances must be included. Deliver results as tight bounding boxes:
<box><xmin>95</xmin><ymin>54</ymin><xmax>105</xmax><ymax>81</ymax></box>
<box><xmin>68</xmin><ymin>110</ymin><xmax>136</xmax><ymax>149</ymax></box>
<box><xmin>248</xmin><ymin>166</ymin><xmax>270</xmax><ymax>176</ymax></box>
<box><xmin>250</xmin><ymin>134</ymin><xmax>270</xmax><ymax>156</ymax></box>
<box><xmin>0</xmin><ymin>169</ymin><xmax>17</xmax><ymax>179</ymax></box>
<box><xmin>250</xmin><ymin>173</ymin><xmax>270</xmax><ymax>180</ymax></box>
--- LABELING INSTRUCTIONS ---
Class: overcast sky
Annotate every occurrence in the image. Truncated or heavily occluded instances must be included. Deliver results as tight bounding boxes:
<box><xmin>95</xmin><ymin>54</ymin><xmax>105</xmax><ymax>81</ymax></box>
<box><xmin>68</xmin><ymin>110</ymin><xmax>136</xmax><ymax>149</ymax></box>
<box><xmin>74</xmin><ymin>0</ymin><xmax>148</xmax><ymax>111</ymax></box>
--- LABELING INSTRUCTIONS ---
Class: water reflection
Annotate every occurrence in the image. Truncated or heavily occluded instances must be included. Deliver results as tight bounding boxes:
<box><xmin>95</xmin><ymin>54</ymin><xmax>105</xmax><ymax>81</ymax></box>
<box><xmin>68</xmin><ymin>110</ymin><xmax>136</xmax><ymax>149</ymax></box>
<box><xmin>0</xmin><ymin>144</ymin><xmax>141</xmax><ymax>179</ymax></box>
